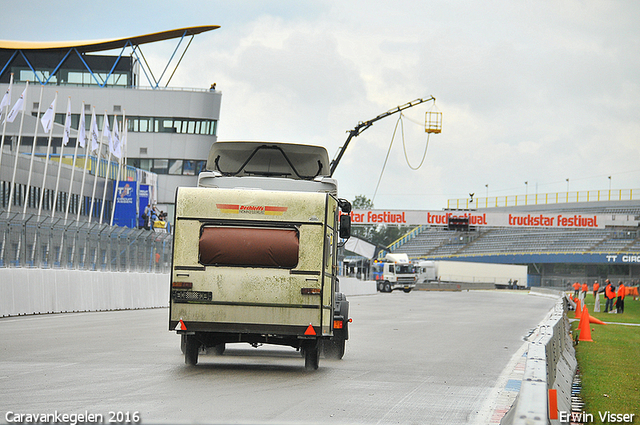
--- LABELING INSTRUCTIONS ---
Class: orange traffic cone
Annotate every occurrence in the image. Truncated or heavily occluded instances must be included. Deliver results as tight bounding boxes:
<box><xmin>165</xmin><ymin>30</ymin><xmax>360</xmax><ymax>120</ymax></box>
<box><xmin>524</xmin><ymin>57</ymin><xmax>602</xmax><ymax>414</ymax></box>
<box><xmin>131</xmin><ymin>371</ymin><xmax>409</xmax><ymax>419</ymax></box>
<box><xmin>579</xmin><ymin>306</ymin><xmax>593</xmax><ymax>342</ymax></box>
<box><xmin>578</xmin><ymin>303</ymin><xmax>587</xmax><ymax>330</ymax></box>
<box><xmin>574</xmin><ymin>299</ymin><xmax>582</xmax><ymax>318</ymax></box>
<box><xmin>589</xmin><ymin>315</ymin><xmax>606</xmax><ymax>325</ymax></box>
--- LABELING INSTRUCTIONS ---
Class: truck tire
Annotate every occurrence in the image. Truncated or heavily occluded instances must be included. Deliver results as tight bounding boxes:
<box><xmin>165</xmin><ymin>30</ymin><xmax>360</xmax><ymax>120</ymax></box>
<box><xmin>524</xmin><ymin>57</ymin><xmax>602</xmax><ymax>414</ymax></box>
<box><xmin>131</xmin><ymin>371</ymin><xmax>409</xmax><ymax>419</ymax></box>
<box><xmin>377</xmin><ymin>282</ymin><xmax>384</xmax><ymax>292</ymax></box>
<box><xmin>304</xmin><ymin>341</ymin><xmax>320</xmax><ymax>370</ymax></box>
<box><xmin>185</xmin><ymin>336</ymin><xmax>199</xmax><ymax>366</ymax></box>
<box><xmin>180</xmin><ymin>334</ymin><xmax>186</xmax><ymax>354</ymax></box>
<box><xmin>210</xmin><ymin>343</ymin><xmax>225</xmax><ymax>355</ymax></box>
<box><xmin>383</xmin><ymin>281</ymin><xmax>392</xmax><ymax>293</ymax></box>
<box><xmin>403</xmin><ymin>288</ymin><xmax>412</xmax><ymax>293</ymax></box>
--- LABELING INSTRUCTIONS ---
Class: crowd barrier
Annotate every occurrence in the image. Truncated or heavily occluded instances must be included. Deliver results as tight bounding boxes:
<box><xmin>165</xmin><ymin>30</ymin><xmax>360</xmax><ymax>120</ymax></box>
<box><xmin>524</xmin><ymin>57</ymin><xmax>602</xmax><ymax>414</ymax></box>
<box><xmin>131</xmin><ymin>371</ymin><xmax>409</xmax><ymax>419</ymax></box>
<box><xmin>501</xmin><ymin>290</ymin><xmax>576</xmax><ymax>425</ymax></box>
<box><xmin>0</xmin><ymin>212</ymin><xmax>171</xmax><ymax>273</ymax></box>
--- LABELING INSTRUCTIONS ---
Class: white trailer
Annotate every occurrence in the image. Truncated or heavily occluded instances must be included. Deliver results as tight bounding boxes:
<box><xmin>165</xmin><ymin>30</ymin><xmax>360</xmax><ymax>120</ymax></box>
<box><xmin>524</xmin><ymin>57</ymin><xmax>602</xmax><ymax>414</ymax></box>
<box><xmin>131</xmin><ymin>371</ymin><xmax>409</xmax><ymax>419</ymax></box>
<box><xmin>415</xmin><ymin>260</ymin><xmax>528</xmax><ymax>288</ymax></box>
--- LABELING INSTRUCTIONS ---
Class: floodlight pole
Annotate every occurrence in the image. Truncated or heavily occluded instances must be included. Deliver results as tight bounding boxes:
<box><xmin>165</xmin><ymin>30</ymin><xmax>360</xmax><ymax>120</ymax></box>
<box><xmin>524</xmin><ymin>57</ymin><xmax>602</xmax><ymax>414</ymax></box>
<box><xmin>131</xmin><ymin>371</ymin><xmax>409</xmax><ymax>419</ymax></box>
<box><xmin>329</xmin><ymin>96</ymin><xmax>435</xmax><ymax>177</ymax></box>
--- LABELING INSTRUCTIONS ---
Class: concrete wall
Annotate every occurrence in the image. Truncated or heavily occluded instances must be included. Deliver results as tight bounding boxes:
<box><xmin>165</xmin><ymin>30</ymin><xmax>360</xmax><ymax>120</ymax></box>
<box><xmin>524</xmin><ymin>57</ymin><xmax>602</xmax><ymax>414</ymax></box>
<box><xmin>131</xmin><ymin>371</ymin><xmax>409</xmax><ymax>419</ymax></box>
<box><xmin>0</xmin><ymin>269</ymin><xmax>169</xmax><ymax>317</ymax></box>
<box><xmin>338</xmin><ymin>277</ymin><xmax>378</xmax><ymax>296</ymax></box>
<box><xmin>0</xmin><ymin>271</ymin><xmax>377</xmax><ymax>317</ymax></box>
<box><xmin>500</xmin><ymin>290</ymin><xmax>577</xmax><ymax>425</ymax></box>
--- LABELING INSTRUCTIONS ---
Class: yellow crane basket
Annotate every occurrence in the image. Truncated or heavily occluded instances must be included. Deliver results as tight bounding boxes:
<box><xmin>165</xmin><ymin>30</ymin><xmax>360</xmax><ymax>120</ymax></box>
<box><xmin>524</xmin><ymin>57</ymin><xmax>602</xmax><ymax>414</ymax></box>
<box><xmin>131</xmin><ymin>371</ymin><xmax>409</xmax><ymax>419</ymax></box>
<box><xmin>425</xmin><ymin>110</ymin><xmax>442</xmax><ymax>134</ymax></box>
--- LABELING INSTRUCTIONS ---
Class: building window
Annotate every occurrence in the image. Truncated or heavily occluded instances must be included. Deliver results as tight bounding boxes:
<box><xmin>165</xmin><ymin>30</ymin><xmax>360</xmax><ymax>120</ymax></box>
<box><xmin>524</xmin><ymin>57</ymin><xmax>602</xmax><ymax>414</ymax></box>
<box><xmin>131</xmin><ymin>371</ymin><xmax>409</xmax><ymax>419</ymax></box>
<box><xmin>168</xmin><ymin>160</ymin><xmax>183</xmax><ymax>175</ymax></box>
<box><xmin>196</xmin><ymin>160</ymin><xmax>208</xmax><ymax>173</ymax></box>
<box><xmin>183</xmin><ymin>160</ymin><xmax>196</xmax><ymax>176</ymax></box>
<box><xmin>151</xmin><ymin>159</ymin><xmax>169</xmax><ymax>174</ymax></box>
<box><xmin>125</xmin><ymin>116</ymin><xmax>217</xmax><ymax>136</ymax></box>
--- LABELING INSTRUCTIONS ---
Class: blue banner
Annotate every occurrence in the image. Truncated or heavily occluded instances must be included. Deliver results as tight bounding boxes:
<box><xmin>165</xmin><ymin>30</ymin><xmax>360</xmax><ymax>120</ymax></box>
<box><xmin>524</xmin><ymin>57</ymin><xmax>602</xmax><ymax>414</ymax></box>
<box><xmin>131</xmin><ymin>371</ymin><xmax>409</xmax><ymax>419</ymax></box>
<box><xmin>138</xmin><ymin>184</ymin><xmax>150</xmax><ymax>228</ymax></box>
<box><xmin>112</xmin><ymin>181</ymin><xmax>137</xmax><ymax>228</ymax></box>
<box><xmin>431</xmin><ymin>253</ymin><xmax>640</xmax><ymax>264</ymax></box>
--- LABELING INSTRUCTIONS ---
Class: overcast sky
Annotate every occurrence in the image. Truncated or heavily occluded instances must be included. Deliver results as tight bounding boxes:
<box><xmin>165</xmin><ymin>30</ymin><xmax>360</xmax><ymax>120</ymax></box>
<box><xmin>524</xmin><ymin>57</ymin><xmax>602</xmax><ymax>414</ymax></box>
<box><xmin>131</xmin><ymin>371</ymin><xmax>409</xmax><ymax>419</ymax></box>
<box><xmin>2</xmin><ymin>1</ymin><xmax>639</xmax><ymax>210</ymax></box>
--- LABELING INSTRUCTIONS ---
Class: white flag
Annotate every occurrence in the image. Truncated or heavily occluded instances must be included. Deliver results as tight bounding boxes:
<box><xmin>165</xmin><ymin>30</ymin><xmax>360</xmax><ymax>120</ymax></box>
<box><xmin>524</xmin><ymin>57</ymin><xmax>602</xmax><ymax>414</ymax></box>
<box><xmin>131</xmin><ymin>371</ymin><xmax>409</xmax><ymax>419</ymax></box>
<box><xmin>102</xmin><ymin>111</ymin><xmax>112</xmax><ymax>151</ymax></box>
<box><xmin>90</xmin><ymin>108</ymin><xmax>99</xmax><ymax>152</ymax></box>
<box><xmin>40</xmin><ymin>97</ymin><xmax>56</xmax><ymax>132</ymax></box>
<box><xmin>78</xmin><ymin>103</ymin><xmax>86</xmax><ymax>148</ymax></box>
<box><xmin>6</xmin><ymin>86</ymin><xmax>27</xmax><ymax>123</ymax></box>
<box><xmin>0</xmin><ymin>84</ymin><xmax>10</xmax><ymax>110</ymax></box>
<box><xmin>62</xmin><ymin>98</ymin><xmax>71</xmax><ymax>146</ymax></box>
<box><xmin>112</xmin><ymin>117</ymin><xmax>122</xmax><ymax>158</ymax></box>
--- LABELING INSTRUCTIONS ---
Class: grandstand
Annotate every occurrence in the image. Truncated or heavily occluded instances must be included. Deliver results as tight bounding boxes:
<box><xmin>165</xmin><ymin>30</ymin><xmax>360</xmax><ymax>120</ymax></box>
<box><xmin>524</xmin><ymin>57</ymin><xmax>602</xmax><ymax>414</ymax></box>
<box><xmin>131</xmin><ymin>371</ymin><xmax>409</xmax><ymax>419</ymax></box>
<box><xmin>387</xmin><ymin>198</ymin><xmax>640</xmax><ymax>287</ymax></box>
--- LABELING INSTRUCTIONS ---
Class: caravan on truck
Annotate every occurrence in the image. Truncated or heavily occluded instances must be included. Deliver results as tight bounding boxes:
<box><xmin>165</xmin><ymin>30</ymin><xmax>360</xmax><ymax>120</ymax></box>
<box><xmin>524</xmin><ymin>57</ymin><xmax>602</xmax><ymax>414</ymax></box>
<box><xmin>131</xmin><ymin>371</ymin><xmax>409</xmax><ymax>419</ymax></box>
<box><xmin>169</xmin><ymin>142</ymin><xmax>352</xmax><ymax>370</ymax></box>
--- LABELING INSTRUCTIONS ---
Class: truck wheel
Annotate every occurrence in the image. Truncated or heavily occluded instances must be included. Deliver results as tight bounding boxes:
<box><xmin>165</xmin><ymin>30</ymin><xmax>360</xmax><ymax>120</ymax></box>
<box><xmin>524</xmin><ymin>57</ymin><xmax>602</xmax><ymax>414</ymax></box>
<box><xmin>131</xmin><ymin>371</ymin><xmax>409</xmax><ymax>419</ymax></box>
<box><xmin>384</xmin><ymin>282</ymin><xmax>392</xmax><ymax>293</ymax></box>
<box><xmin>211</xmin><ymin>343</ymin><xmax>225</xmax><ymax>355</ymax></box>
<box><xmin>403</xmin><ymin>288</ymin><xmax>412</xmax><ymax>293</ymax></box>
<box><xmin>377</xmin><ymin>282</ymin><xmax>384</xmax><ymax>292</ymax></box>
<box><xmin>185</xmin><ymin>336</ymin><xmax>199</xmax><ymax>366</ymax></box>
<box><xmin>180</xmin><ymin>334</ymin><xmax>186</xmax><ymax>354</ymax></box>
<box><xmin>324</xmin><ymin>338</ymin><xmax>346</xmax><ymax>360</ymax></box>
<box><xmin>304</xmin><ymin>341</ymin><xmax>320</xmax><ymax>370</ymax></box>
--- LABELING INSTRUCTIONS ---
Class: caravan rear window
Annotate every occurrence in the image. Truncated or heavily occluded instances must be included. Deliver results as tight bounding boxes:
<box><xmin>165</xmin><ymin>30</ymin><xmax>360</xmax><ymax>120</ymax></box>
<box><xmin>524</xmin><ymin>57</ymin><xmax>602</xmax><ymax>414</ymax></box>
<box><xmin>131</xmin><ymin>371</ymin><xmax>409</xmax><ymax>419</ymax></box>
<box><xmin>199</xmin><ymin>226</ymin><xmax>299</xmax><ymax>268</ymax></box>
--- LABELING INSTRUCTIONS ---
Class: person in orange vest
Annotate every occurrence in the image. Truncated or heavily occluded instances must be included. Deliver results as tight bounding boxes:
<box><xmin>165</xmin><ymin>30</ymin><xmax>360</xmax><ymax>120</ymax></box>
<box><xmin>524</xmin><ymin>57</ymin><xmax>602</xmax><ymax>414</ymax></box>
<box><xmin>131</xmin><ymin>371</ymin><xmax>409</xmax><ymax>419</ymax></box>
<box><xmin>581</xmin><ymin>282</ymin><xmax>588</xmax><ymax>301</ymax></box>
<box><xmin>604</xmin><ymin>279</ymin><xmax>616</xmax><ymax>313</ymax></box>
<box><xmin>573</xmin><ymin>281</ymin><xmax>581</xmax><ymax>298</ymax></box>
<box><xmin>616</xmin><ymin>281</ymin><xmax>626</xmax><ymax>314</ymax></box>
<box><xmin>592</xmin><ymin>281</ymin><xmax>600</xmax><ymax>298</ymax></box>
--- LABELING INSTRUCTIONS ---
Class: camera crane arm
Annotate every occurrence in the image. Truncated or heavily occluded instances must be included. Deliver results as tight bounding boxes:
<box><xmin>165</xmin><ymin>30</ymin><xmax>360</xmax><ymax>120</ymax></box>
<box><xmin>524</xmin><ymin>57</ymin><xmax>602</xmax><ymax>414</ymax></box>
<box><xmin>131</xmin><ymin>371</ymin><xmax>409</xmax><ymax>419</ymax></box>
<box><xmin>328</xmin><ymin>96</ymin><xmax>436</xmax><ymax>177</ymax></box>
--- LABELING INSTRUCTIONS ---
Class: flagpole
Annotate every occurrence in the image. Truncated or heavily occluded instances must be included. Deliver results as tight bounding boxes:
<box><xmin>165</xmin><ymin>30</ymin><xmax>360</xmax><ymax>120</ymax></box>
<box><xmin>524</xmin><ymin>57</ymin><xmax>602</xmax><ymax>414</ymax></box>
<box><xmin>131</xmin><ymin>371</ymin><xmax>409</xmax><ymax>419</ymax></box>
<box><xmin>51</xmin><ymin>97</ymin><xmax>71</xmax><ymax>221</ymax></box>
<box><xmin>75</xmin><ymin>103</ymin><xmax>88</xmax><ymax>223</ymax></box>
<box><xmin>88</xmin><ymin>107</ymin><xmax>100</xmax><ymax>223</ymax></box>
<box><xmin>110</xmin><ymin>111</ymin><xmax>125</xmax><ymax>227</ymax></box>
<box><xmin>122</xmin><ymin>115</ymin><xmax>133</xmax><ymax>227</ymax></box>
<box><xmin>22</xmin><ymin>84</ymin><xmax>45</xmax><ymax>216</ymax></box>
<box><xmin>0</xmin><ymin>73</ymin><xmax>14</xmax><ymax>173</ymax></box>
<box><xmin>99</xmin><ymin>112</ymin><xmax>113</xmax><ymax>224</ymax></box>
<box><xmin>37</xmin><ymin>91</ymin><xmax>57</xmax><ymax>217</ymax></box>
<box><xmin>69</xmin><ymin>101</ymin><xmax>86</xmax><ymax>223</ymax></box>
<box><xmin>7</xmin><ymin>81</ymin><xmax>29</xmax><ymax>214</ymax></box>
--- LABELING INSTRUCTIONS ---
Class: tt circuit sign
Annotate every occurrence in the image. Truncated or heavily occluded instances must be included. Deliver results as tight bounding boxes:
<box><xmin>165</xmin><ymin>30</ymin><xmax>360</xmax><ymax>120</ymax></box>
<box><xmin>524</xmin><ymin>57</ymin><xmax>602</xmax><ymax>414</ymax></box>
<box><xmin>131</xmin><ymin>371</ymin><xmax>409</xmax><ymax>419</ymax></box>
<box><xmin>348</xmin><ymin>209</ymin><xmax>639</xmax><ymax>229</ymax></box>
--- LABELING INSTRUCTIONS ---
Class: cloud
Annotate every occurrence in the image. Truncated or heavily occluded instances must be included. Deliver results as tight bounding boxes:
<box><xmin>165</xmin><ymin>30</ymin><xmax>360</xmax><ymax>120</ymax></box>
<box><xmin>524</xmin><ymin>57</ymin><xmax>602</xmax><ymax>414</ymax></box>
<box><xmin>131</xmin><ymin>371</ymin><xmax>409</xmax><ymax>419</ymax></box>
<box><xmin>2</xmin><ymin>0</ymin><xmax>639</xmax><ymax>209</ymax></box>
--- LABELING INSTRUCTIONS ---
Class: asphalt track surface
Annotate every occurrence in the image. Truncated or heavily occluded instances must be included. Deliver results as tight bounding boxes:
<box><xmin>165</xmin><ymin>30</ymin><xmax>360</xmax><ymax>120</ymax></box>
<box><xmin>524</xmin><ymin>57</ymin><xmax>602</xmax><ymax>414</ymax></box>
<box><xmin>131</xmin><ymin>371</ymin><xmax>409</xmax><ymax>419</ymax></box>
<box><xmin>0</xmin><ymin>290</ymin><xmax>557</xmax><ymax>425</ymax></box>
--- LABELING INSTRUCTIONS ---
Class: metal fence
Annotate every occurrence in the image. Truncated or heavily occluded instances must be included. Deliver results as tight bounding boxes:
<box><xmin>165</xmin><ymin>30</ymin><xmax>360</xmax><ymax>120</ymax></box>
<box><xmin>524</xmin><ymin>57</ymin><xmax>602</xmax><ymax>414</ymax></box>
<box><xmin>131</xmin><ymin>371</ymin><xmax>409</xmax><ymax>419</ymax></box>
<box><xmin>0</xmin><ymin>211</ymin><xmax>171</xmax><ymax>273</ymax></box>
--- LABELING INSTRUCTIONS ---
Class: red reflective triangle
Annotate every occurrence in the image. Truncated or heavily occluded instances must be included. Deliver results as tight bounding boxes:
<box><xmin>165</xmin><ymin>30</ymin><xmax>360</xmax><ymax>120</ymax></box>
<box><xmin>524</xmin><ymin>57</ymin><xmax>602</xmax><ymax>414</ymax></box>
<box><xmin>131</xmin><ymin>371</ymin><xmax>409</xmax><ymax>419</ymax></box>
<box><xmin>304</xmin><ymin>324</ymin><xmax>316</xmax><ymax>336</ymax></box>
<box><xmin>175</xmin><ymin>319</ymin><xmax>187</xmax><ymax>331</ymax></box>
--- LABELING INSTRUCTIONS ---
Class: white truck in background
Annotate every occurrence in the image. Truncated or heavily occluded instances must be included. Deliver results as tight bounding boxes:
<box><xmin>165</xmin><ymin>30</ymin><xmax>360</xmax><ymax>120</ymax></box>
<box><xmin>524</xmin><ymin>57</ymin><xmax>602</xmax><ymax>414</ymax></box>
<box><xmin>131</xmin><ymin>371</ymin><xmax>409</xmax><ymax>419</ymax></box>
<box><xmin>415</xmin><ymin>260</ymin><xmax>528</xmax><ymax>288</ymax></box>
<box><xmin>372</xmin><ymin>253</ymin><xmax>417</xmax><ymax>293</ymax></box>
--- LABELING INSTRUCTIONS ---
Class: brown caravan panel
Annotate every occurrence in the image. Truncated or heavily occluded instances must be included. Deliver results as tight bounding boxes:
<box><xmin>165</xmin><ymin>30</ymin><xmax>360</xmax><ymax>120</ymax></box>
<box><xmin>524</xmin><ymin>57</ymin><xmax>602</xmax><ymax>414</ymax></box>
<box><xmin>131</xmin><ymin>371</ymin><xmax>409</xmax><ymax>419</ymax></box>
<box><xmin>199</xmin><ymin>226</ymin><xmax>299</xmax><ymax>268</ymax></box>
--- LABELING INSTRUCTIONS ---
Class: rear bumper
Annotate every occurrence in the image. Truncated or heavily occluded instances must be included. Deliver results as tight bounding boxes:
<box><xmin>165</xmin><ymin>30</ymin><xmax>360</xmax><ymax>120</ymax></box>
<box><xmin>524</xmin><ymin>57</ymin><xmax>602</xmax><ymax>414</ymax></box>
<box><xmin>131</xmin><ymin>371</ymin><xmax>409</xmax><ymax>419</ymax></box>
<box><xmin>170</xmin><ymin>319</ymin><xmax>322</xmax><ymax>337</ymax></box>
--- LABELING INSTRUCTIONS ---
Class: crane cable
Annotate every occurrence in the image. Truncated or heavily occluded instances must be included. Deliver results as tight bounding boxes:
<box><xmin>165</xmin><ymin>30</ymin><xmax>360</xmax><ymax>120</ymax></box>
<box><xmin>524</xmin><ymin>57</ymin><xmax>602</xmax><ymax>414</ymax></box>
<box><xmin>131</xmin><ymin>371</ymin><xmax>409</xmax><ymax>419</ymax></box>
<box><xmin>372</xmin><ymin>113</ymin><xmax>431</xmax><ymax>203</ymax></box>
<box><xmin>401</xmin><ymin>114</ymin><xmax>431</xmax><ymax>170</ymax></box>
<box><xmin>372</xmin><ymin>114</ymin><xmax>401</xmax><ymax>204</ymax></box>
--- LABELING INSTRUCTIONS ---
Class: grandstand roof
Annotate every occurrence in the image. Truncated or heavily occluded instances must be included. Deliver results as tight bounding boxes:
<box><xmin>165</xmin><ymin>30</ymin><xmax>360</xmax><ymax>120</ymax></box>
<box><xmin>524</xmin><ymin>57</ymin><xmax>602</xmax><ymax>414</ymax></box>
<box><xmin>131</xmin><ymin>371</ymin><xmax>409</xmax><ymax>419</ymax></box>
<box><xmin>0</xmin><ymin>25</ymin><xmax>219</xmax><ymax>53</ymax></box>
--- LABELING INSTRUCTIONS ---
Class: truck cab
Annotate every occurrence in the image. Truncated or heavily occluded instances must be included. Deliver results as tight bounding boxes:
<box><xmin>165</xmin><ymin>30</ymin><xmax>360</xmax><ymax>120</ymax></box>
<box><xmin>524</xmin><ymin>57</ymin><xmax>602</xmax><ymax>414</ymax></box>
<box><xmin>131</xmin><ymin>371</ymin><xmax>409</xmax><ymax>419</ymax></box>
<box><xmin>372</xmin><ymin>253</ymin><xmax>417</xmax><ymax>293</ymax></box>
<box><xmin>169</xmin><ymin>141</ymin><xmax>351</xmax><ymax>370</ymax></box>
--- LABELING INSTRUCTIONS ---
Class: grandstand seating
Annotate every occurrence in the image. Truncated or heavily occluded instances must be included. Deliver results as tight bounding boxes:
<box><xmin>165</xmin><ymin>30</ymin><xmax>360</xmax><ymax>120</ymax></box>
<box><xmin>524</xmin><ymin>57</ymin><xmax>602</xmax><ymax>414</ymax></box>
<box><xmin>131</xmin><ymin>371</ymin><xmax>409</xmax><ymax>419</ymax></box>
<box><xmin>393</xmin><ymin>225</ymin><xmax>640</xmax><ymax>259</ymax></box>
<box><xmin>381</xmin><ymin>200</ymin><xmax>640</xmax><ymax>262</ymax></box>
